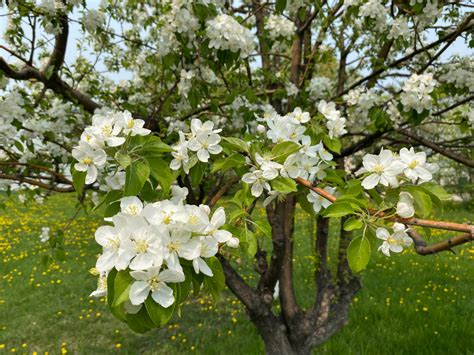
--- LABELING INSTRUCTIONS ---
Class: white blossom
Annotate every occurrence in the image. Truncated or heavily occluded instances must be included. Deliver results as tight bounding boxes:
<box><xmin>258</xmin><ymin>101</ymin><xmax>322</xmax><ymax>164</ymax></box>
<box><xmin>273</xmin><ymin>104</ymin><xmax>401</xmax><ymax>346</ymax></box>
<box><xmin>359</xmin><ymin>149</ymin><xmax>405</xmax><ymax>189</ymax></box>
<box><xmin>307</xmin><ymin>187</ymin><xmax>335</xmax><ymax>213</ymax></box>
<box><xmin>72</xmin><ymin>142</ymin><xmax>107</xmax><ymax>185</ymax></box>
<box><xmin>396</xmin><ymin>192</ymin><xmax>415</xmax><ymax>218</ymax></box>
<box><xmin>265</xmin><ymin>14</ymin><xmax>296</xmax><ymax>40</ymax></box>
<box><xmin>206</xmin><ymin>14</ymin><xmax>255</xmax><ymax>58</ymax></box>
<box><xmin>242</xmin><ymin>169</ymin><xmax>271</xmax><ymax>197</ymax></box>
<box><xmin>399</xmin><ymin>147</ymin><xmax>433</xmax><ymax>183</ymax></box>
<box><xmin>377</xmin><ymin>223</ymin><xmax>413</xmax><ymax>256</ymax></box>
<box><xmin>129</xmin><ymin>266</ymin><xmax>184</xmax><ymax>307</ymax></box>
<box><xmin>400</xmin><ymin>73</ymin><xmax>436</xmax><ymax>113</ymax></box>
<box><xmin>39</xmin><ymin>227</ymin><xmax>50</xmax><ymax>243</ymax></box>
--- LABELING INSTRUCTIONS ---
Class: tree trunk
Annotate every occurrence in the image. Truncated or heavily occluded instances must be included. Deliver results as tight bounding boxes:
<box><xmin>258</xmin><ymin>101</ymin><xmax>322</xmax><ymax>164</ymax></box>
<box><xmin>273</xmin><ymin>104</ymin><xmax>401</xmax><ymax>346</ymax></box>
<box><xmin>252</xmin><ymin>314</ymin><xmax>298</xmax><ymax>355</ymax></box>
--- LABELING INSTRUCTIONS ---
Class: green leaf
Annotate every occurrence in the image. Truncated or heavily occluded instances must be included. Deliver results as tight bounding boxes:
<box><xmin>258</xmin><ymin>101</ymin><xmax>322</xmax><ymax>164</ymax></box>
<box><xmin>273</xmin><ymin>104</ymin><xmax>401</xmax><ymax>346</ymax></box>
<box><xmin>93</xmin><ymin>190</ymin><xmax>123</xmax><ymax>212</ymax></box>
<box><xmin>275</xmin><ymin>0</ymin><xmax>287</xmax><ymax>13</ymax></box>
<box><xmin>222</xmin><ymin>137</ymin><xmax>249</xmax><ymax>152</ymax></box>
<box><xmin>176</xmin><ymin>268</ymin><xmax>192</xmax><ymax>305</ymax></box>
<box><xmin>322</xmin><ymin>202</ymin><xmax>356</xmax><ymax>218</ymax></box>
<box><xmin>107</xmin><ymin>269</ymin><xmax>127</xmax><ymax>322</ymax></box>
<box><xmin>419</xmin><ymin>183</ymin><xmax>451</xmax><ymax>203</ymax></box>
<box><xmin>242</xmin><ymin>224</ymin><xmax>257</xmax><ymax>257</ymax></box>
<box><xmin>211</xmin><ymin>153</ymin><xmax>246</xmax><ymax>173</ymax></box>
<box><xmin>189</xmin><ymin>162</ymin><xmax>206</xmax><ymax>187</ymax></box>
<box><xmin>124</xmin><ymin>160</ymin><xmax>150</xmax><ymax>196</ymax></box>
<box><xmin>145</xmin><ymin>296</ymin><xmax>175</xmax><ymax>328</ymax></box>
<box><xmin>147</xmin><ymin>157</ymin><xmax>173</xmax><ymax>194</ymax></box>
<box><xmin>323</xmin><ymin>135</ymin><xmax>341</xmax><ymax>154</ymax></box>
<box><xmin>347</xmin><ymin>235</ymin><xmax>371</xmax><ymax>273</ymax></box>
<box><xmin>344</xmin><ymin>217</ymin><xmax>363</xmax><ymax>231</ymax></box>
<box><xmin>345</xmin><ymin>179</ymin><xmax>364</xmax><ymax>197</ymax></box>
<box><xmin>141</xmin><ymin>136</ymin><xmax>172</xmax><ymax>154</ymax></box>
<box><xmin>324</xmin><ymin>169</ymin><xmax>345</xmax><ymax>186</ymax></box>
<box><xmin>203</xmin><ymin>257</ymin><xmax>225</xmax><ymax>303</ymax></box>
<box><xmin>336</xmin><ymin>195</ymin><xmax>368</xmax><ymax>209</ymax></box>
<box><xmin>115</xmin><ymin>152</ymin><xmax>132</xmax><ymax>169</ymax></box>
<box><xmin>228</xmin><ymin>209</ymin><xmax>248</xmax><ymax>223</ymax></box>
<box><xmin>125</xmin><ymin>305</ymin><xmax>155</xmax><ymax>333</ymax></box>
<box><xmin>112</xmin><ymin>270</ymin><xmax>134</xmax><ymax>307</ymax></box>
<box><xmin>270</xmin><ymin>141</ymin><xmax>301</xmax><ymax>163</ymax></box>
<box><xmin>405</xmin><ymin>188</ymin><xmax>432</xmax><ymax>218</ymax></box>
<box><xmin>71</xmin><ymin>165</ymin><xmax>86</xmax><ymax>194</ymax></box>
<box><xmin>297</xmin><ymin>193</ymin><xmax>315</xmax><ymax>216</ymax></box>
<box><xmin>270</xmin><ymin>177</ymin><xmax>297</xmax><ymax>193</ymax></box>
<box><xmin>104</xmin><ymin>201</ymin><xmax>120</xmax><ymax>218</ymax></box>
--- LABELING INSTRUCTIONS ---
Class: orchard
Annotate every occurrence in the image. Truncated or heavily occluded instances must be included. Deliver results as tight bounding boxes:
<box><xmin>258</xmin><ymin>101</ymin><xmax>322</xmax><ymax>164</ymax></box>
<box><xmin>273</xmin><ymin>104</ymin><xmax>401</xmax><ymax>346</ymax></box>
<box><xmin>0</xmin><ymin>1</ymin><xmax>473</xmax><ymax>354</ymax></box>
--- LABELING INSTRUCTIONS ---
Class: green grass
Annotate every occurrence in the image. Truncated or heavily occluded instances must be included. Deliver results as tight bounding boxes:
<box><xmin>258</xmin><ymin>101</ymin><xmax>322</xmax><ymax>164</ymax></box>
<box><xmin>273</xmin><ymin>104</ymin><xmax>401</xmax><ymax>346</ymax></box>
<box><xmin>0</xmin><ymin>195</ymin><xmax>473</xmax><ymax>354</ymax></box>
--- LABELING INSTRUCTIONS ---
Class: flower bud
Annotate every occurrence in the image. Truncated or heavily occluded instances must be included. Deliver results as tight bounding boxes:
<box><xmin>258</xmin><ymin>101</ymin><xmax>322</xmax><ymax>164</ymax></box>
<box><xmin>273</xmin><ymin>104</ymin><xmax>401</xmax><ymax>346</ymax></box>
<box><xmin>396</xmin><ymin>192</ymin><xmax>415</xmax><ymax>218</ymax></box>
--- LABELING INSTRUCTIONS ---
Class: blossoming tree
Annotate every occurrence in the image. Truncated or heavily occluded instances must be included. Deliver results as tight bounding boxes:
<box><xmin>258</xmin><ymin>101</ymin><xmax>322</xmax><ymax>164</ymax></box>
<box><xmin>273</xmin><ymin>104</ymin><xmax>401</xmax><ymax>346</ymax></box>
<box><xmin>0</xmin><ymin>1</ymin><xmax>473</xmax><ymax>353</ymax></box>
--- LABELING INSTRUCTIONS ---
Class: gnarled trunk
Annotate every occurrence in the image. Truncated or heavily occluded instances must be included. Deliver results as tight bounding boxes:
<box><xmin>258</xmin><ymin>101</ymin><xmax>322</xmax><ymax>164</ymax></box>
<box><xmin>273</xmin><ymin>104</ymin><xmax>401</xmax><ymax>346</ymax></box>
<box><xmin>219</xmin><ymin>194</ymin><xmax>361</xmax><ymax>355</ymax></box>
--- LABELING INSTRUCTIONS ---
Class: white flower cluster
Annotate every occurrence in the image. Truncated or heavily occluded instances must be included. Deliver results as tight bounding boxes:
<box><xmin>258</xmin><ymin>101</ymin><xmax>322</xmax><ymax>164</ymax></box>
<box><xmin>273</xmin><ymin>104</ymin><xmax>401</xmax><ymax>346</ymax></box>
<box><xmin>388</xmin><ymin>17</ymin><xmax>410</xmax><ymax>40</ymax></box>
<box><xmin>357</xmin><ymin>147</ymin><xmax>438</xmax><ymax>190</ymax></box>
<box><xmin>377</xmin><ymin>223</ymin><xmax>412</xmax><ymax>256</ymax></box>
<box><xmin>359</xmin><ymin>0</ymin><xmax>388</xmax><ymax>32</ymax></box>
<box><xmin>206</xmin><ymin>14</ymin><xmax>255</xmax><ymax>58</ymax></box>
<box><xmin>307</xmin><ymin>77</ymin><xmax>333</xmax><ymax>100</ymax></box>
<box><xmin>92</xmin><ymin>187</ymin><xmax>239</xmax><ymax>308</ymax></box>
<box><xmin>170</xmin><ymin>119</ymin><xmax>223</xmax><ymax>173</ymax></box>
<box><xmin>264</xmin><ymin>14</ymin><xmax>296</xmax><ymax>40</ymax></box>
<box><xmin>418</xmin><ymin>0</ymin><xmax>441</xmax><ymax>26</ymax></box>
<box><xmin>169</xmin><ymin>1</ymin><xmax>200</xmax><ymax>37</ymax></box>
<box><xmin>72</xmin><ymin>111</ymin><xmax>150</xmax><ymax>184</ymax></box>
<box><xmin>343</xmin><ymin>88</ymin><xmax>385</xmax><ymax>127</ymax></box>
<box><xmin>178</xmin><ymin>69</ymin><xmax>195</xmax><ymax>98</ymax></box>
<box><xmin>317</xmin><ymin>101</ymin><xmax>347</xmax><ymax>138</ymax></box>
<box><xmin>0</xmin><ymin>90</ymin><xmax>25</xmax><ymax>145</ymax></box>
<box><xmin>439</xmin><ymin>56</ymin><xmax>474</xmax><ymax>90</ymax></box>
<box><xmin>243</xmin><ymin>108</ymin><xmax>333</xmax><ymax>197</ymax></box>
<box><xmin>83</xmin><ymin>9</ymin><xmax>106</xmax><ymax>32</ymax></box>
<box><xmin>467</xmin><ymin>108</ymin><xmax>474</xmax><ymax>129</ymax></box>
<box><xmin>39</xmin><ymin>227</ymin><xmax>50</xmax><ymax>243</ymax></box>
<box><xmin>400</xmin><ymin>73</ymin><xmax>437</xmax><ymax>113</ymax></box>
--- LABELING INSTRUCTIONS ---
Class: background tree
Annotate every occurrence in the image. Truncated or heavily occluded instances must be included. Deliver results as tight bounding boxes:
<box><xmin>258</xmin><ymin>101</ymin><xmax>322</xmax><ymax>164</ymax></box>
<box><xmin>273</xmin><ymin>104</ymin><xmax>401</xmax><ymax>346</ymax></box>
<box><xmin>0</xmin><ymin>1</ymin><xmax>473</xmax><ymax>354</ymax></box>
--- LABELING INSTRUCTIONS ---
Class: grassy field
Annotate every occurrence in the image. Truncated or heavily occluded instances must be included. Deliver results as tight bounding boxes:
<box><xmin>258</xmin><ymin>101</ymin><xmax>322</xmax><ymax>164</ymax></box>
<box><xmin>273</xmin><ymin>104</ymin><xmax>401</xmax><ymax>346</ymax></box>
<box><xmin>0</xmin><ymin>194</ymin><xmax>473</xmax><ymax>354</ymax></box>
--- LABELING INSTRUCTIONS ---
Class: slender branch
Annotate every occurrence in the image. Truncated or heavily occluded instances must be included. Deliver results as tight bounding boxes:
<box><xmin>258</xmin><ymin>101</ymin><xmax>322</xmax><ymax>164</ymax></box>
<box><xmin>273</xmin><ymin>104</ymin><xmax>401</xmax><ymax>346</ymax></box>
<box><xmin>0</xmin><ymin>162</ymin><xmax>72</xmax><ymax>184</ymax></box>
<box><xmin>206</xmin><ymin>176</ymin><xmax>240</xmax><ymax>208</ymax></box>
<box><xmin>334</xmin><ymin>13</ymin><xmax>474</xmax><ymax>99</ymax></box>
<box><xmin>0</xmin><ymin>173</ymin><xmax>74</xmax><ymax>192</ymax></box>
<box><xmin>295</xmin><ymin>177</ymin><xmax>474</xmax><ymax>235</ymax></box>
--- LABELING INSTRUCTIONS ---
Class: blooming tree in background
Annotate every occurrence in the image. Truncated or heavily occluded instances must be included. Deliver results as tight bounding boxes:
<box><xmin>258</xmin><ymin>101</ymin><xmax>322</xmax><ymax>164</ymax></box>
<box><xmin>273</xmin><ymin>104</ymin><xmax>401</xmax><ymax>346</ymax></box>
<box><xmin>0</xmin><ymin>1</ymin><xmax>473</xmax><ymax>353</ymax></box>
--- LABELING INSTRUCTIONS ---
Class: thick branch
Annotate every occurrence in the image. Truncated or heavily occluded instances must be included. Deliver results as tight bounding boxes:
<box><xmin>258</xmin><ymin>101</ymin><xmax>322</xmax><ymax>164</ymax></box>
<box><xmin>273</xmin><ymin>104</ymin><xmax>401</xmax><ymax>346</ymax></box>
<box><xmin>217</xmin><ymin>254</ymin><xmax>261</xmax><ymax>312</ymax></box>
<box><xmin>408</xmin><ymin>229</ymin><xmax>474</xmax><ymax>255</ymax></box>
<box><xmin>41</xmin><ymin>4</ymin><xmax>69</xmax><ymax>75</ymax></box>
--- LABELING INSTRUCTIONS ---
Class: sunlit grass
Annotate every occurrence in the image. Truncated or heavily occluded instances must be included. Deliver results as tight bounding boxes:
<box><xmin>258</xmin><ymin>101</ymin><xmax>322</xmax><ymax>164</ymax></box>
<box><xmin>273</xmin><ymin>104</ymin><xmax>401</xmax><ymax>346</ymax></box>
<box><xmin>0</xmin><ymin>195</ymin><xmax>473</xmax><ymax>354</ymax></box>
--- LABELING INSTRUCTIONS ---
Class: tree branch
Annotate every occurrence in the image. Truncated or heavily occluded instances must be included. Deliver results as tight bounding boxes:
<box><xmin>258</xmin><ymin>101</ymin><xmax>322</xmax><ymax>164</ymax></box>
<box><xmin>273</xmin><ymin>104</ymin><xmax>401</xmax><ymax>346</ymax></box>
<box><xmin>408</xmin><ymin>229</ymin><xmax>474</xmax><ymax>255</ymax></box>
<box><xmin>295</xmin><ymin>177</ymin><xmax>474</xmax><ymax>234</ymax></box>
<box><xmin>0</xmin><ymin>173</ymin><xmax>74</xmax><ymax>192</ymax></box>
<box><xmin>334</xmin><ymin>13</ymin><xmax>474</xmax><ymax>99</ymax></box>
